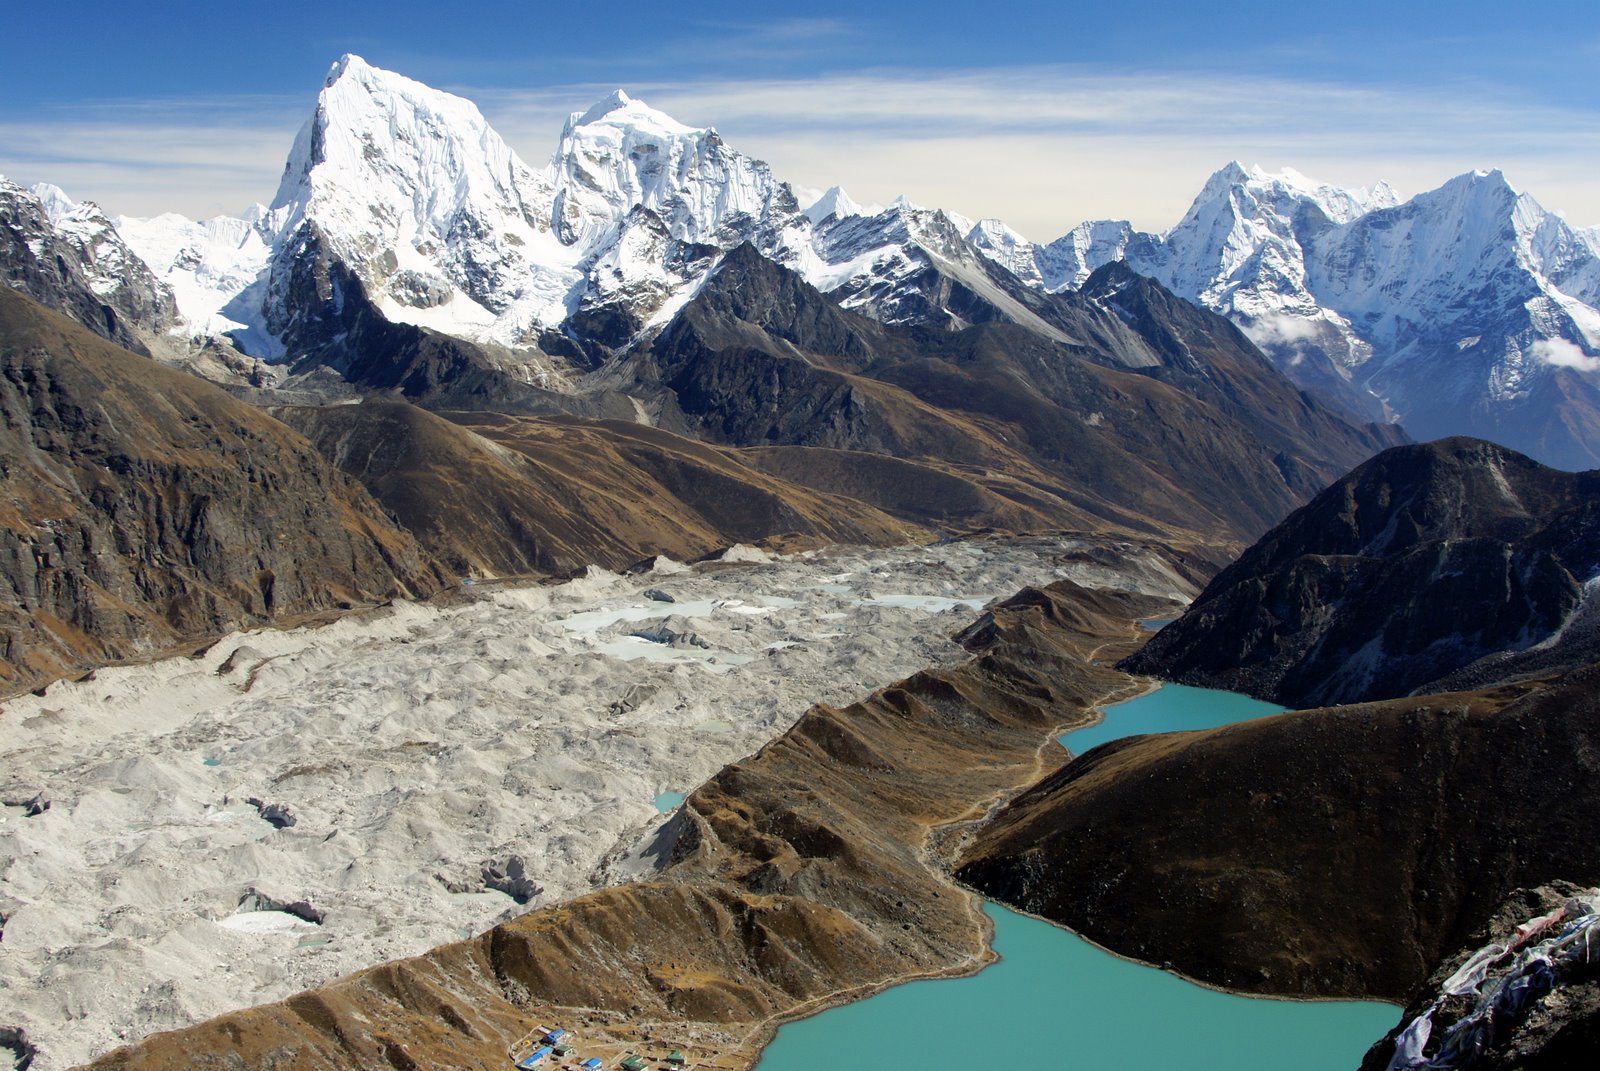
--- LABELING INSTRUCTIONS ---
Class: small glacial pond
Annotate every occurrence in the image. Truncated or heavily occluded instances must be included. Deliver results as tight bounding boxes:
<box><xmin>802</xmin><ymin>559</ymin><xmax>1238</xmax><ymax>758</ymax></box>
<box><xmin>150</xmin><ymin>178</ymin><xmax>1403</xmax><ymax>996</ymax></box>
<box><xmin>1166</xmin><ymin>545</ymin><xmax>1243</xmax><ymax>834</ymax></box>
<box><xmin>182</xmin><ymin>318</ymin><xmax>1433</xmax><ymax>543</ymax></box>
<box><xmin>653</xmin><ymin>791</ymin><xmax>686</xmax><ymax>813</ymax></box>
<box><xmin>757</xmin><ymin>684</ymin><xmax>1396</xmax><ymax>1070</ymax></box>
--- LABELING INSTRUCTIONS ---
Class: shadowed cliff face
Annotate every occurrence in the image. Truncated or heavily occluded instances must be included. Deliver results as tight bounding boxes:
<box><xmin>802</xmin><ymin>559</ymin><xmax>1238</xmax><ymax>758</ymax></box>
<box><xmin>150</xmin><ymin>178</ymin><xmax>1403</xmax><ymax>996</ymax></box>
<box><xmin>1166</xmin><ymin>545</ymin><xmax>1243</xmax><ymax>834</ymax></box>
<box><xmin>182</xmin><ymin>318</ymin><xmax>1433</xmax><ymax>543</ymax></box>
<box><xmin>958</xmin><ymin>664</ymin><xmax>1600</xmax><ymax>1003</ymax></box>
<box><xmin>1123</xmin><ymin>437</ymin><xmax>1600</xmax><ymax>707</ymax></box>
<box><xmin>0</xmin><ymin>288</ymin><xmax>443</xmax><ymax>694</ymax></box>
<box><xmin>81</xmin><ymin>577</ymin><xmax>1181</xmax><ymax>1071</ymax></box>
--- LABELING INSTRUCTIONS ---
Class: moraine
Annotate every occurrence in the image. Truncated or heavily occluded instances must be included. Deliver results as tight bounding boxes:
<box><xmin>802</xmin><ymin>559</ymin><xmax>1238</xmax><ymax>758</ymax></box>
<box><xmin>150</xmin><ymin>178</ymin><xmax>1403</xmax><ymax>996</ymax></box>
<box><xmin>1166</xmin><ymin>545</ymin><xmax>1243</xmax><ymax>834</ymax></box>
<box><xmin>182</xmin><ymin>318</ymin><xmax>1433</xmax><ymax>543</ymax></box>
<box><xmin>0</xmin><ymin>536</ymin><xmax>1192</xmax><ymax>1071</ymax></box>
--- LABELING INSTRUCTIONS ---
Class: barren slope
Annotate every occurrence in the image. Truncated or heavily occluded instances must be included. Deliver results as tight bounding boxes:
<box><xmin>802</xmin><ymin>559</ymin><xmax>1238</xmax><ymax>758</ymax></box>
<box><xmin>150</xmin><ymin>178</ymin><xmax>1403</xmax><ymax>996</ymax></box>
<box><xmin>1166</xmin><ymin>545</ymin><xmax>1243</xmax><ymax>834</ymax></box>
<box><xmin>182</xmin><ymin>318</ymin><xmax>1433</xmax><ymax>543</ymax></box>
<box><xmin>0</xmin><ymin>289</ymin><xmax>442</xmax><ymax>694</ymax></box>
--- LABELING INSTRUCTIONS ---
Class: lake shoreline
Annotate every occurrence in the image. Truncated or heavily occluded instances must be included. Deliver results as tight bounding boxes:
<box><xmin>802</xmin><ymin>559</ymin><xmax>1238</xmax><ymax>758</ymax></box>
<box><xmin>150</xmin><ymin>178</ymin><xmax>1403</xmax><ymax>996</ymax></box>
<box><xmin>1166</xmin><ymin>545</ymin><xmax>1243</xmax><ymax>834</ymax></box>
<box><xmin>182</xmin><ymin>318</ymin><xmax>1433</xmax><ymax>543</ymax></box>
<box><xmin>754</xmin><ymin>678</ymin><xmax>1399</xmax><ymax>1069</ymax></box>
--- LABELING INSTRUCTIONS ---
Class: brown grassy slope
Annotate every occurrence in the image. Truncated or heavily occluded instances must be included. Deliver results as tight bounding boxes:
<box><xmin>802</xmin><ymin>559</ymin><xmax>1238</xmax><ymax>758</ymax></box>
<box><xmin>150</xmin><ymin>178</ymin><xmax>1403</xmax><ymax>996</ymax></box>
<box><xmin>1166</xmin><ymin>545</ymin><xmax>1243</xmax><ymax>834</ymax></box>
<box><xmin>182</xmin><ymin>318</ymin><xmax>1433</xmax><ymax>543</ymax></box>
<box><xmin>0</xmin><ymin>289</ymin><xmax>443</xmax><ymax>695</ymax></box>
<box><xmin>958</xmin><ymin>664</ymin><xmax>1600</xmax><ymax>1003</ymax></box>
<box><xmin>736</xmin><ymin>444</ymin><xmax>1124</xmax><ymax>535</ymax></box>
<box><xmin>85</xmin><ymin>575</ymin><xmax>1181</xmax><ymax>1071</ymax></box>
<box><xmin>276</xmin><ymin>400</ymin><xmax>931</xmax><ymax>577</ymax></box>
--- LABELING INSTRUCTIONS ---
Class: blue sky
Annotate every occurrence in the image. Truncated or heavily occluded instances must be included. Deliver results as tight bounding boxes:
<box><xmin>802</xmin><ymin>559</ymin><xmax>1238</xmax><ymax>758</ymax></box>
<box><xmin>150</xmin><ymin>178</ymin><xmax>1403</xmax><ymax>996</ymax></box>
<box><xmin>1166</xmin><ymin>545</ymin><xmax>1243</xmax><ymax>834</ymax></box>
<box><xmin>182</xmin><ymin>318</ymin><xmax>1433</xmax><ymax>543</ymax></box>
<box><xmin>3</xmin><ymin>1</ymin><xmax>1596</xmax><ymax>236</ymax></box>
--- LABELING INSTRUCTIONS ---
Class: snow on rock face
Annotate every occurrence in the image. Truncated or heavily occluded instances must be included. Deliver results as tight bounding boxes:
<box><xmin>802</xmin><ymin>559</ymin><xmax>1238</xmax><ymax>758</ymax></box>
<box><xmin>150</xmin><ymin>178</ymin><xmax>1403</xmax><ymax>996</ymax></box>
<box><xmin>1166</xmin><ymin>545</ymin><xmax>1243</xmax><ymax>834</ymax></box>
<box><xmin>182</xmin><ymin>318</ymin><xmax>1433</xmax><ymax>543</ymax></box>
<box><xmin>58</xmin><ymin>56</ymin><xmax>1107</xmax><ymax>368</ymax></box>
<box><xmin>268</xmin><ymin>54</ymin><xmax>577</xmax><ymax>345</ymax></box>
<box><xmin>551</xmin><ymin>89</ymin><xmax>796</xmax><ymax>249</ymax></box>
<box><xmin>98</xmin><ymin>55</ymin><xmax>1085</xmax><ymax>366</ymax></box>
<box><xmin>970</xmin><ymin>162</ymin><xmax>1600</xmax><ymax>453</ymax></box>
<box><xmin>17</xmin><ymin>181</ymin><xmax>176</xmax><ymax>325</ymax></box>
<box><xmin>26</xmin><ymin>182</ymin><xmax>151</xmax><ymax>303</ymax></box>
<box><xmin>27</xmin><ymin>53</ymin><xmax>1596</xmax><ymax>454</ymax></box>
<box><xmin>115</xmin><ymin>209</ymin><xmax>280</xmax><ymax>351</ymax></box>
<box><xmin>775</xmin><ymin>196</ymin><xmax>1071</xmax><ymax>340</ymax></box>
<box><xmin>1144</xmin><ymin>162</ymin><xmax>1401</xmax><ymax>316</ymax></box>
<box><xmin>115</xmin><ymin>59</ymin><xmax>808</xmax><ymax>358</ymax></box>
<box><xmin>1303</xmin><ymin>170</ymin><xmax>1600</xmax><ymax>409</ymax></box>
<box><xmin>966</xmin><ymin>217</ymin><xmax>1043</xmax><ymax>286</ymax></box>
<box><xmin>0</xmin><ymin>178</ymin><xmax>176</xmax><ymax>348</ymax></box>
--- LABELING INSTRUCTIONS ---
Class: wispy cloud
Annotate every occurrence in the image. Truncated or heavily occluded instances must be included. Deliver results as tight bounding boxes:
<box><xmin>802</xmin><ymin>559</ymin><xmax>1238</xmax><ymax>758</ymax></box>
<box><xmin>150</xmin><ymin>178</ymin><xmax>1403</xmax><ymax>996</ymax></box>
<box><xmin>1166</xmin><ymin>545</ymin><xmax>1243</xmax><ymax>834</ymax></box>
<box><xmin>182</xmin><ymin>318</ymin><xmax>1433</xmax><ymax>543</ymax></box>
<box><xmin>481</xmin><ymin>66</ymin><xmax>1600</xmax><ymax>235</ymax></box>
<box><xmin>0</xmin><ymin>94</ymin><xmax>305</xmax><ymax>219</ymax></box>
<box><xmin>3</xmin><ymin>63</ymin><xmax>1596</xmax><ymax>238</ymax></box>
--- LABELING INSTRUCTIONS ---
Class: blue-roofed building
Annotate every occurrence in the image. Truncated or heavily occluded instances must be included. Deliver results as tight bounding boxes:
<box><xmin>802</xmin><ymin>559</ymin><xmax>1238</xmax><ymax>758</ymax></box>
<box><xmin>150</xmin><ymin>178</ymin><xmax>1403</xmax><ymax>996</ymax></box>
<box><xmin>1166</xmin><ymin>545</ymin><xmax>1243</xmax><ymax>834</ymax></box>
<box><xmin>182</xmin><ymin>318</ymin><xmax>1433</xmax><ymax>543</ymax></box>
<box><xmin>516</xmin><ymin>1045</ymin><xmax>554</xmax><ymax>1068</ymax></box>
<box><xmin>580</xmin><ymin>1059</ymin><xmax>603</xmax><ymax>1071</ymax></box>
<box><xmin>542</xmin><ymin>1028</ymin><xmax>567</xmax><ymax>1044</ymax></box>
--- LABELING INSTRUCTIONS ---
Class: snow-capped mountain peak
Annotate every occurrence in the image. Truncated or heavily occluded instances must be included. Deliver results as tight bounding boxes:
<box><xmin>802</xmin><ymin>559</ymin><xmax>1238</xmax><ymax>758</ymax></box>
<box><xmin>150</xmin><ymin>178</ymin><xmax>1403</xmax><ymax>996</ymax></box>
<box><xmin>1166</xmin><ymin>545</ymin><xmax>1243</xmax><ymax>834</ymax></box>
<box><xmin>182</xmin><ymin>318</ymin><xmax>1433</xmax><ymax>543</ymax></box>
<box><xmin>801</xmin><ymin>185</ymin><xmax>867</xmax><ymax>224</ymax></box>
<box><xmin>261</xmin><ymin>53</ymin><xmax>589</xmax><ymax>346</ymax></box>
<box><xmin>28</xmin><ymin>181</ymin><xmax>83</xmax><ymax>225</ymax></box>
<box><xmin>568</xmin><ymin>88</ymin><xmax>694</xmax><ymax>136</ymax></box>
<box><xmin>965</xmin><ymin>217</ymin><xmax>1040</xmax><ymax>284</ymax></box>
<box><xmin>275</xmin><ymin>51</ymin><xmax>556</xmax><ymax>259</ymax></box>
<box><xmin>550</xmin><ymin>88</ymin><xmax>795</xmax><ymax>249</ymax></box>
<box><xmin>1</xmin><ymin>177</ymin><xmax>177</xmax><ymax>348</ymax></box>
<box><xmin>27</xmin><ymin>54</ymin><xmax>1598</xmax><ymax>468</ymax></box>
<box><xmin>957</xmin><ymin>159</ymin><xmax>1600</xmax><ymax>462</ymax></box>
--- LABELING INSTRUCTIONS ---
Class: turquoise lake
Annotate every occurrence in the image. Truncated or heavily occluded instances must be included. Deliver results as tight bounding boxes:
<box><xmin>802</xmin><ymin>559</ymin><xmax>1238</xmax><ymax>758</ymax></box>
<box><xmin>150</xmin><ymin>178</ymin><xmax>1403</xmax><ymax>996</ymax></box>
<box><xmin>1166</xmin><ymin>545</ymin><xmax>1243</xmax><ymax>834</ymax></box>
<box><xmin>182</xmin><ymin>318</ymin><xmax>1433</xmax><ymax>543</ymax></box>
<box><xmin>1061</xmin><ymin>680</ymin><xmax>1287</xmax><ymax>755</ymax></box>
<box><xmin>653</xmin><ymin>791</ymin><xmax>686</xmax><ymax>813</ymax></box>
<box><xmin>756</xmin><ymin>901</ymin><xmax>1396</xmax><ymax>1070</ymax></box>
<box><xmin>756</xmin><ymin>684</ymin><xmax>1397</xmax><ymax>1070</ymax></box>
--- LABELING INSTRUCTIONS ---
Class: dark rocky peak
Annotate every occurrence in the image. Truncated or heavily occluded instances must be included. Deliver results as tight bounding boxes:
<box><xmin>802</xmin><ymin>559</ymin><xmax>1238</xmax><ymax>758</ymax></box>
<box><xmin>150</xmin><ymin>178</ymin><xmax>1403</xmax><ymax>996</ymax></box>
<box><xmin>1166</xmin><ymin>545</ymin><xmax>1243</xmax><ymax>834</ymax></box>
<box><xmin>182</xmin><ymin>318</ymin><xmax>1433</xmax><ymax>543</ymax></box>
<box><xmin>1259</xmin><ymin>437</ymin><xmax>1597</xmax><ymax>561</ymax></box>
<box><xmin>1125</xmin><ymin>436</ymin><xmax>1600</xmax><ymax>706</ymax></box>
<box><xmin>0</xmin><ymin>179</ymin><xmax>175</xmax><ymax>354</ymax></box>
<box><xmin>664</xmin><ymin>242</ymin><xmax>890</xmax><ymax>368</ymax></box>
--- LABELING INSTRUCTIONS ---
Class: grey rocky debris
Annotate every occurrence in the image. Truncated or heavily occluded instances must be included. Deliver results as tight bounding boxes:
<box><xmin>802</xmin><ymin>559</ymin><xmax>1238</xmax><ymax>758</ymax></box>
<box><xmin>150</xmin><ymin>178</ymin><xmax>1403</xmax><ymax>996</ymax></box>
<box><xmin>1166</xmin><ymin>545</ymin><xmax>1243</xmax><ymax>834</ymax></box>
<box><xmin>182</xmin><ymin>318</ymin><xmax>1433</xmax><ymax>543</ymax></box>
<box><xmin>480</xmin><ymin>856</ymin><xmax>543</xmax><ymax>905</ymax></box>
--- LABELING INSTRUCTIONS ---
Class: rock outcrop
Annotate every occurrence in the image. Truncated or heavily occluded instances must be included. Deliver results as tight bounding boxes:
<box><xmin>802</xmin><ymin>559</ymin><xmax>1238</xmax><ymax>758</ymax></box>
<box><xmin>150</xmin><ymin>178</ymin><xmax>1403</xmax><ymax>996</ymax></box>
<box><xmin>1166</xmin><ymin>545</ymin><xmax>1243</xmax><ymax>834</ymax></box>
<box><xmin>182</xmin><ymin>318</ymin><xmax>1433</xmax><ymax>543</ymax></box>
<box><xmin>1361</xmin><ymin>884</ymin><xmax>1600</xmax><ymax>1071</ymax></box>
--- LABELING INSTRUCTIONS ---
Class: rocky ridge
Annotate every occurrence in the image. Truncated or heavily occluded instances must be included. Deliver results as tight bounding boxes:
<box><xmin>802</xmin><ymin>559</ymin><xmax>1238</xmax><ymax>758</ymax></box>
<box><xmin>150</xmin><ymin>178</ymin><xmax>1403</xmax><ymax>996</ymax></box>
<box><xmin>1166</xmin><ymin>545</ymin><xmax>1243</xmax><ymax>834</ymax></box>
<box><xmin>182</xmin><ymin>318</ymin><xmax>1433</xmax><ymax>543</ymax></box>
<box><xmin>0</xmin><ymin>179</ymin><xmax>176</xmax><ymax>355</ymax></box>
<box><xmin>1123</xmin><ymin>437</ymin><xmax>1600</xmax><ymax>707</ymax></box>
<box><xmin>959</xmin><ymin>663</ymin><xmax>1600</xmax><ymax>1003</ymax></box>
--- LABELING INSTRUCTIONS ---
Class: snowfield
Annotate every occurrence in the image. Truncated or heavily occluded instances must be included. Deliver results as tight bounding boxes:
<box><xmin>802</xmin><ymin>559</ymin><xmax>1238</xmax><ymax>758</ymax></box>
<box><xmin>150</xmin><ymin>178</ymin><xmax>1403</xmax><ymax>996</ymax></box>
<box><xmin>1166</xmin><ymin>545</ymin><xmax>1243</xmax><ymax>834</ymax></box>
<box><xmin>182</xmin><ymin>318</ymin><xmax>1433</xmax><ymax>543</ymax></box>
<box><xmin>0</xmin><ymin>537</ymin><xmax>1193</xmax><ymax>1071</ymax></box>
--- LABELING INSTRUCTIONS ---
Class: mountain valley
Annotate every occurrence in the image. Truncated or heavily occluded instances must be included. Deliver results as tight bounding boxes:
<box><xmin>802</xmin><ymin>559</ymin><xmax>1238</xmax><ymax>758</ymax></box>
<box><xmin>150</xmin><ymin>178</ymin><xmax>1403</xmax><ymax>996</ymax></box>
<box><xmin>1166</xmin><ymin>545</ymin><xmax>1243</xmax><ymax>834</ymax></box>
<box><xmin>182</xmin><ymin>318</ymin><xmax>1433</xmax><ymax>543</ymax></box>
<box><xmin>0</xmin><ymin>42</ymin><xmax>1597</xmax><ymax>1071</ymax></box>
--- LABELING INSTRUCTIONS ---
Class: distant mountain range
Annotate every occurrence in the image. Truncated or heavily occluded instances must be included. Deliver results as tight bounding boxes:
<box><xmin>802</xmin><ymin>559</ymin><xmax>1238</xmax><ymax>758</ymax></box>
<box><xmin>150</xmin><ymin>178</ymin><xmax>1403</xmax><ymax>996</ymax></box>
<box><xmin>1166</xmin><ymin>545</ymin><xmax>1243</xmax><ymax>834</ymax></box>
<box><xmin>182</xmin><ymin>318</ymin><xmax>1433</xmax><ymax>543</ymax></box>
<box><xmin>975</xmin><ymin>164</ymin><xmax>1600</xmax><ymax>468</ymax></box>
<box><xmin>3</xmin><ymin>53</ymin><xmax>1597</xmax><ymax>470</ymax></box>
<box><xmin>0</xmin><ymin>54</ymin><xmax>1413</xmax><ymax>571</ymax></box>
